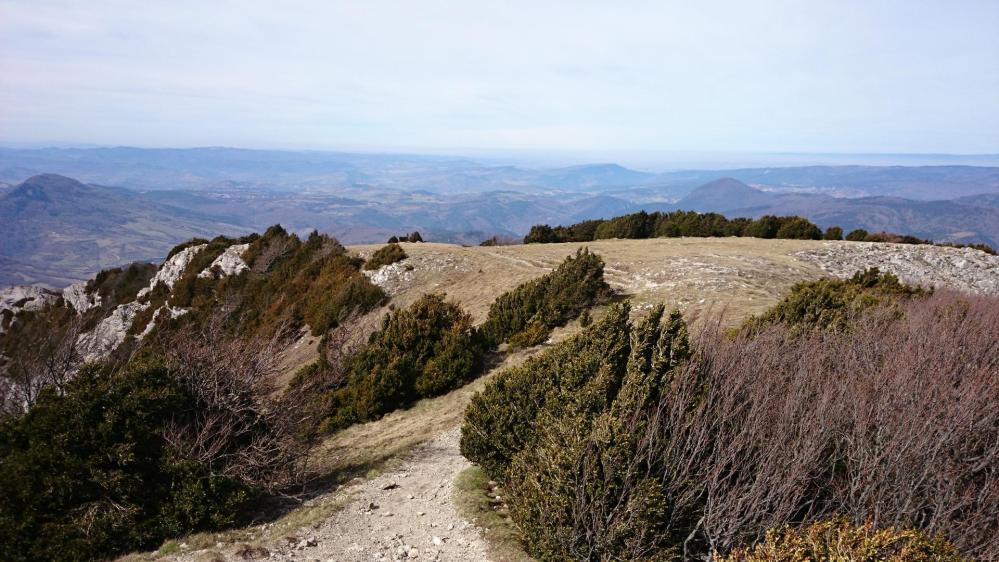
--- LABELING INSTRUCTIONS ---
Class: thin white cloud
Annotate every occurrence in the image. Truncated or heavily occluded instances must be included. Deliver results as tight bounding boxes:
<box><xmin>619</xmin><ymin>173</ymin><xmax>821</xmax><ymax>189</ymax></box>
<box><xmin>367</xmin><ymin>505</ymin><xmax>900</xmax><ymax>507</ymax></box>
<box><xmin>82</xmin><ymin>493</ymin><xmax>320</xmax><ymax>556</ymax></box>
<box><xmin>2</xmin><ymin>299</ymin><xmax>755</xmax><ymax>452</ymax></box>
<box><xmin>0</xmin><ymin>0</ymin><xmax>997</xmax><ymax>153</ymax></box>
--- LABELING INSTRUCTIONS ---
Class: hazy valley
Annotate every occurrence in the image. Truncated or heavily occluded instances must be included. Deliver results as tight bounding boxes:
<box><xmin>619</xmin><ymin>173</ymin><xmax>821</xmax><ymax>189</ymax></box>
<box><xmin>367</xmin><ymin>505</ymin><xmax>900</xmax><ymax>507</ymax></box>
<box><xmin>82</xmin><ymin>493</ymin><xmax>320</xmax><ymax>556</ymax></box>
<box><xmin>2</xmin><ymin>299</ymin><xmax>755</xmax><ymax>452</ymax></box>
<box><xmin>3</xmin><ymin>147</ymin><xmax>999</xmax><ymax>286</ymax></box>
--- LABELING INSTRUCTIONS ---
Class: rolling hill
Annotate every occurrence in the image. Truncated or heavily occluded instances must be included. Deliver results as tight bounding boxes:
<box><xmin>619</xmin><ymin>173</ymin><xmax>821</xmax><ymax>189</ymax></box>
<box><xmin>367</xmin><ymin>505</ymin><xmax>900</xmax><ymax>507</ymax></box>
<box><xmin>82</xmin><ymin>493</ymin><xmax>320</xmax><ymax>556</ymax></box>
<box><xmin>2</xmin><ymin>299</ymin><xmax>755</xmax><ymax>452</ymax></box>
<box><xmin>0</xmin><ymin>174</ymin><xmax>248</xmax><ymax>286</ymax></box>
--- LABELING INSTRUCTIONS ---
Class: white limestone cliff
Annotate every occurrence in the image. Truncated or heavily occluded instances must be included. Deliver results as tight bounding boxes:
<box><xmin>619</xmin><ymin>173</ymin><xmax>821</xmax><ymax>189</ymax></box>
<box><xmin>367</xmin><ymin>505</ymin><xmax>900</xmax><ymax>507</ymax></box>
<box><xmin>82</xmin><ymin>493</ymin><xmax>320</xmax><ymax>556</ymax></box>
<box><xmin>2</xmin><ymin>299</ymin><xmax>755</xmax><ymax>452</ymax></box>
<box><xmin>198</xmin><ymin>243</ymin><xmax>250</xmax><ymax>278</ymax></box>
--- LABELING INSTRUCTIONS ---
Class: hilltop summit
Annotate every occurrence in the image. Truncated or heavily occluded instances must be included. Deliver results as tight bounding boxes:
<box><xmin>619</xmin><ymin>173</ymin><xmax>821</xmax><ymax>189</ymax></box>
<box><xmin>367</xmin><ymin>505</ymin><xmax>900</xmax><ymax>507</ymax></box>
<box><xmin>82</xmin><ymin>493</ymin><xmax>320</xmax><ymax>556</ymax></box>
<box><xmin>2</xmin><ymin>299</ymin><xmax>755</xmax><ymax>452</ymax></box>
<box><xmin>676</xmin><ymin>177</ymin><xmax>775</xmax><ymax>212</ymax></box>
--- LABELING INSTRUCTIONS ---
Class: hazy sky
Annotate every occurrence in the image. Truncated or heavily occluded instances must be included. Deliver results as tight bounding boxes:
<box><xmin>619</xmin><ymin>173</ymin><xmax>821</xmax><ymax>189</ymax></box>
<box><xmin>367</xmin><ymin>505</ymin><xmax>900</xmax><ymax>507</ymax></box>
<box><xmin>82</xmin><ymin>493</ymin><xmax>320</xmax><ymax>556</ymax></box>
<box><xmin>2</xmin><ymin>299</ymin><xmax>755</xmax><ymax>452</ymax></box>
<box><xmin>1</xmin><ymin>0</ymin><xmax>997</xmax><ymax>155</ymax></box>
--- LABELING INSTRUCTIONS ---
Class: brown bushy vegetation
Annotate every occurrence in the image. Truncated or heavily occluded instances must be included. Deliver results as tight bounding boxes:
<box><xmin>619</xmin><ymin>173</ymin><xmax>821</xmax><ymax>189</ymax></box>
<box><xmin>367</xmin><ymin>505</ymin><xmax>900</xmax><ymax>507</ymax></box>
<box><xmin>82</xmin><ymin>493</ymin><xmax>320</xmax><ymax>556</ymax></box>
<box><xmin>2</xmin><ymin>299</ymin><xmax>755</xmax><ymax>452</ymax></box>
<box><xmin>158</xmin><ymin>316</ymin><xmax>313</xmax><ymax>489</ymax></box>
<box><xmin>364</xmin><ymin>242</ymin><xmax>407</xmax><ymax>270</ymax></box>
<box><xmin>479</xmin><ymin>248</ymin><xmax>610</xmax><ymax>347</ymax></box>
<box><xmin>822</xmin><ymin>226</ymin><xmax>843</xmax><ymax>240</ymax></box>
<box><xmin>0</xmin><ymin>305</ymin><xmax>81</xmax><ymax>416</ymax></box>
<box><xmin>158</xmin><ymin>226</ymin><xmax>385</xmax><ymax>339</ymax></box>
<box><xmin>1</xmin><ymin>261</ymin><xmax>163</xmax><ymax>415</ymax></box>
<box><xmin>463</xmin><ymin>286</ymin><xmax>998</xmax><ymax>560</ymax></box>
<box><xmin>717</xmin><ymin>519</ymin><xmax>964</xmax><ymax>562</ymax></box>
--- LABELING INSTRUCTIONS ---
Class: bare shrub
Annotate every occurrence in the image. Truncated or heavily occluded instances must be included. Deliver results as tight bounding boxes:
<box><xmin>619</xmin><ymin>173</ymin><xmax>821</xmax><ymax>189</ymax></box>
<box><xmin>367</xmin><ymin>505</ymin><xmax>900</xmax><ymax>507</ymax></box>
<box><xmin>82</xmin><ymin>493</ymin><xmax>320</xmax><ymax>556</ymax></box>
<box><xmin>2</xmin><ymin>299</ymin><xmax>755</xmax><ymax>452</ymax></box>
<box><xmin>478</xmin><ymin>291</ymin><xmax>998</xmax><ymax>560</ymax></box>
<box><xmin>0</xmin><ymin>316</ymin><xmax>82</xmax><ymax>416</ymax></box>
<box><xmin>282</xmin><ymin>314</ymin><xmax>364</xmax><ymax>439</ymax></box>
<box><xmin>716</xmin><ymin>518</ymin><xmax>964</xmax><ymax>562</ymax></box>
<box><xmin>160</xmin><ymin>313</ymin><xmax>312</xmax><ymax>490</ymax></box>
<box><xmin>645</xmin><ymin>291</ymin><xmax>999</xmax><ymax>558</ymax></box>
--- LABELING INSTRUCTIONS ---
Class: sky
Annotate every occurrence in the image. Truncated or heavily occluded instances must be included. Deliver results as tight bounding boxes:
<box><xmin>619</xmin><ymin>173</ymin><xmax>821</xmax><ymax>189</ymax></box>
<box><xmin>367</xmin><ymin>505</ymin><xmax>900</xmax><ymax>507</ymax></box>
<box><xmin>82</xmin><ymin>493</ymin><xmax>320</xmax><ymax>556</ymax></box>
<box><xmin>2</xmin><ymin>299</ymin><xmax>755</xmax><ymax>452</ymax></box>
<box><xmin>1</xmin><ymin>0</ymin><xmax>998</xmax><ymax>158</ymax></box>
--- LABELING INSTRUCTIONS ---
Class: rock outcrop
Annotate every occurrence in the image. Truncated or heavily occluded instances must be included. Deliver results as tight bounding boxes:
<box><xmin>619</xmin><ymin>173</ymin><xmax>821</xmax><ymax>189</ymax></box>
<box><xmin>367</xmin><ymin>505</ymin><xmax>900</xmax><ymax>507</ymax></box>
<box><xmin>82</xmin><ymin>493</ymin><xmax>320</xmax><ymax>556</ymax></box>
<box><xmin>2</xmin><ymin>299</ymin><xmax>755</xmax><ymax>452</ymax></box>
<box><xmin>137</xmin><ymin>244</ymin><xmax>208</xmax><ymax>298</ymax></box>
<box><xmin>199</xmin><ymin>243</ymin><xmax>250</xmax><ymax>278</ymax></box>
<box><xmin>76</xmin><ymin>302</ymin><xmax>150</xmax><ymax>362</ymax></box>
<box><xmin>61</xmin><ymin>281</ymin><xmax>101</xmax><ymax>313</ymax></box>
<box><xmin>794</xmin><ymin>242</ymin><xmax>999</xmax><ymax>295</ymax></box>
<box><xmin>0</xmin><ymin>285</ymin><xmax>59</xmax><ymax>334</ymax></box>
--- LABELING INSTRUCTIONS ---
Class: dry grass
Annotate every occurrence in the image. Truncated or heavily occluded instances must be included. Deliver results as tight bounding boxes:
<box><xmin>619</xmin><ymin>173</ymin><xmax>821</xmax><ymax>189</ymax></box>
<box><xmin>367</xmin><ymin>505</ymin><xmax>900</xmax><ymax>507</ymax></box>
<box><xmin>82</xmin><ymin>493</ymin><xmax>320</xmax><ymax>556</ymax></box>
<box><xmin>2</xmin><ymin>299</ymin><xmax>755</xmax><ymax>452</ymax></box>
<box><xmin>350</xmin><ymin>238</ymin><xmax>832</xmax><ymax>327</ymax></box>
<box><xmin>455</xmin><ymin>466</ymin><xmax>534</xmax><ymax>562</ymax></box>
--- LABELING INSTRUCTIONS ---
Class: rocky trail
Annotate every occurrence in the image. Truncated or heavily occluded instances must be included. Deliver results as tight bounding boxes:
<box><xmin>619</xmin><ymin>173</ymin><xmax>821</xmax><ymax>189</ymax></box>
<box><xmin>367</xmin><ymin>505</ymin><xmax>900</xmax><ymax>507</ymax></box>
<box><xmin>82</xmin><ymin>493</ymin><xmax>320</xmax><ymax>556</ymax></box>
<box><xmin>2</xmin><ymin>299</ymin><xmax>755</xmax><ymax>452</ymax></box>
<box><xmin>157</xmin><ymin>428</ymin><xmax>493</xmax><ymax>562</ymax></box>
<box><xmin>269</xmin><ymin>429</ymin><xmax>489</xmax><ymax>562</ymax></box>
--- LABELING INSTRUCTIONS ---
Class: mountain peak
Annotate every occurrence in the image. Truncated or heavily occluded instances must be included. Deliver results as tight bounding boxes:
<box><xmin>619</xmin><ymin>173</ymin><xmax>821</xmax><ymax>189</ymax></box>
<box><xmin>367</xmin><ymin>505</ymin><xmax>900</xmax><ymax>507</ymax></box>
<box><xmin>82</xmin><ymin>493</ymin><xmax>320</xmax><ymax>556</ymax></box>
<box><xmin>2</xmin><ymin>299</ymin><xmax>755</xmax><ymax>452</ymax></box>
<box><xmin>677</xmin><ymin>177</ymin><xmax>774</xmax><ymax>212</ymax></box>
<box><xmin>10</xmin><ymin>174</ymin><xmax>93</xmax><ymax>201</ymax></box>
<box><xmin>693</xmin><ymin>177</ymin><xmax>758</xmax><ymax>193</ymax></box>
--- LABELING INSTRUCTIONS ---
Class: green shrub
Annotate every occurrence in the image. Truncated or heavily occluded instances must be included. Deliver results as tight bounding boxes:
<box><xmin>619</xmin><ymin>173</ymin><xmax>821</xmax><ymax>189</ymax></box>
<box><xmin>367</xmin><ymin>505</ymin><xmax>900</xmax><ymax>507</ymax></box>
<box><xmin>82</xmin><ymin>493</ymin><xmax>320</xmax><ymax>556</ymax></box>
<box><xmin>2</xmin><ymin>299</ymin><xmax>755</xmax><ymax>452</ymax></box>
<box><xmin>0</xmin><ymin>359</ymin><xmax>254</xmax><ymax>562</ymax></box>
<box><xmin>463</xmin><ymin>305</ymin><xmax>693</xmax><ymax>560</ymax></box>
<box><xmin>823</xmin><ymin>226</ymin><xmax>844</xmax><ymax>240</ymax></box>
<box><xmin>655</xmin><ymin>211</ymin><xmax>748</xmax><ymax>238</ymax></box>
<box><xmin>525</xmin><ymin>220</ymin><xmax>608</xmax><ymax>243</ymax></box>
<box><xmin>480</xmin><ymin>248</ymin><xmax>610</xmax><ymax>347</ymax></box>
<box><xmin>594</xmin><ymin>211</ymin><xmax>655</xmax><ymax>240</ymax></box>
<box><xmin>524</xmin><ymin>224</ymin><xmax>558</xmax><ymax>243</ymax></box>
<box><xmin>846</xmin><ymin>228</ymin><xmax>869</xmax><ymax>241</ymax></box>
<box><xmin>523</xmin><ymin>211</ymin><xmax>934</xmax><ymax>249</ymax></box>
<box><xmin>744</xmin><ymin>215</ymin><xmax>783</xmax><ymax>239</ymax></box>
<box><xmin>364</xmin><ymin>242</ymin><xmax>408</xmax><ymax>270</ymax></box>
<box><xmin>319</xmin><ymin>293</ymin><xmax>487</xmax><ymax>432</ymax></box>
<box><xmin>461</xmin><ymin>304</ymin><xmax>633</xmax><ymax>478</ymax></box>
<box><xmin>561</xmin><ymin>219</ymin><xmax>607</xmax><ymax>242</ymax></box>
<box><xmin>505</xmin><ymin>319</ymin><xmax>551</xmax><ymax>349</ymax></box>
<box><xmin>775</xmin><ymin>216</ymin><xmax>822</xmax><ymax>240</ymax></box>
<box><xmin>718</xmin><ymin>519</ymin><xmax>965</xmax><ymax>562</ymax></box>
<box><xmin>85</xmin><ymin>262</ymin><xmax>159</xmax><ymax>317</ymax></box>
<box><xmin>744</xmin><ymin>267</ymin><xmax>926</xmax><ymax>332</ymax></box>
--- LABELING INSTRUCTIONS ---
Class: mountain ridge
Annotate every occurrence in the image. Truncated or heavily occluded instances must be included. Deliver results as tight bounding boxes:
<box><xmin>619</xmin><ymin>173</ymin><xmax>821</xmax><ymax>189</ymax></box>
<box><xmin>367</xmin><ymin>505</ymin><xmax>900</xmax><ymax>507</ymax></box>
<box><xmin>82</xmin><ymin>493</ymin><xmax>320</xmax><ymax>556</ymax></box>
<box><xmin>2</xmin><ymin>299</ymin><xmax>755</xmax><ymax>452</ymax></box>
<box><xmin>0</xmin><ymin>174</ymin><xmax>249</xmax><ymax>286</ymax></box>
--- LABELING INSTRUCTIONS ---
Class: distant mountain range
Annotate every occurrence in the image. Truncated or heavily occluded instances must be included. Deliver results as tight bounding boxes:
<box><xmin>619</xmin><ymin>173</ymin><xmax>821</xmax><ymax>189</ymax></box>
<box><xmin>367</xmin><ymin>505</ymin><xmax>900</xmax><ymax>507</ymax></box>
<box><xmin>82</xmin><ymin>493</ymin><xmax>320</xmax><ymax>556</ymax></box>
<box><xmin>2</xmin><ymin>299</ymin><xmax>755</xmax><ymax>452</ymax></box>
<box><xmin>671</xmin><ymin>178</ymin><xmax>999</xmax><ymax>245</ymax></box>
<box><xmin>0</xmin><ymin>174</ymin><xmax>247</xmax><ymax>286</ymax></box>
<box><xmin>2</xmin><ymin>146</ymin><xmax>999</xmax><ymax>287</ymax></box>
<box><xmin>3</xmin><ymin>146</ymin><xmax>999</xmax><ymax>199</ymax></box>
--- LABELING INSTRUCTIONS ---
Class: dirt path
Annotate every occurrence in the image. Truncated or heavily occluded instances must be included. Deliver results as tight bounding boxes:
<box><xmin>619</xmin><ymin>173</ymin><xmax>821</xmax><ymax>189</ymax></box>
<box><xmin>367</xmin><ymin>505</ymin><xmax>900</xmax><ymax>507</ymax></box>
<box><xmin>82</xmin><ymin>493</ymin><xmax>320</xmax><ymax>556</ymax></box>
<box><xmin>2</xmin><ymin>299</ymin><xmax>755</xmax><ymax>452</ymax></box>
<box><xmin>266</xmin><ymin>429</ymin><xmax>489</xmax><ymax>562</ymax></box>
